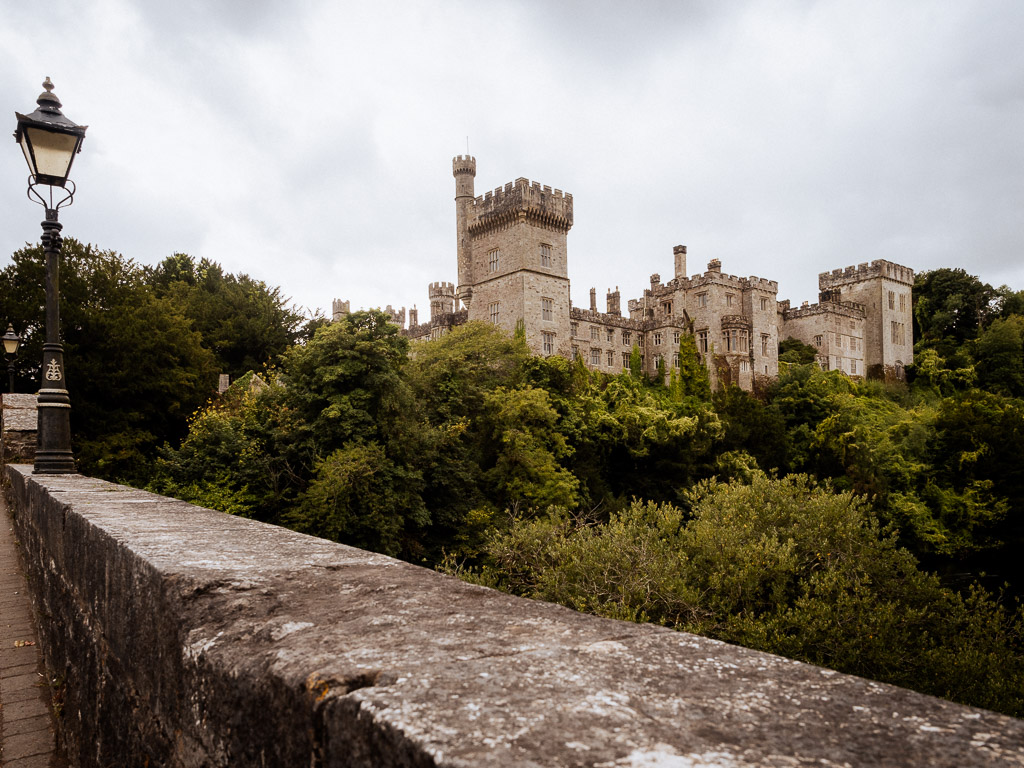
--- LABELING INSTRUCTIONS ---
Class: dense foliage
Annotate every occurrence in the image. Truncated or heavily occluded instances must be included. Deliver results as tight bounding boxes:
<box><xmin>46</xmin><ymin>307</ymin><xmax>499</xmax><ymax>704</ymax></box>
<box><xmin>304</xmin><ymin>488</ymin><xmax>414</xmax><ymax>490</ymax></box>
<box><xmin>6</xmin><ymin>241</ymin><xmax>1021</xmax><ymax>716</ymax></box>
<box><xmin>0</xmin><ymin>243</ymin><xmax>305</xmax><ymax>482</ymax></box>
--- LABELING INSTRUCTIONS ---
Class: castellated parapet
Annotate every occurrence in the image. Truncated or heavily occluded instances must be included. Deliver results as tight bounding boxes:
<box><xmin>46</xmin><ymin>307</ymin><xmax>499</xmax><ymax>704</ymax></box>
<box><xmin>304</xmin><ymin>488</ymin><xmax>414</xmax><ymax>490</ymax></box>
<box><xmin>452</xmin><ymin>154</ymin><xmax>477</xmax><ymax>177</ymax></box>
<box><xmin>468</xmin><ymin>178</ymin><xmax>573</xmax><ymax>237</ymax></box>
<box><xmin>819</xmin><ymin>259</ymin><xmax>914</xmax><ymax>290</ymax></box>
<box><xmin>331</xmin><ymin>299</ymin><xmax>350</xmax><ymax>321</ymax></box>
<box><xmin>429</xmin><ymin>281</ymin><xmax>456</xmax><ymax>317</ymax></box>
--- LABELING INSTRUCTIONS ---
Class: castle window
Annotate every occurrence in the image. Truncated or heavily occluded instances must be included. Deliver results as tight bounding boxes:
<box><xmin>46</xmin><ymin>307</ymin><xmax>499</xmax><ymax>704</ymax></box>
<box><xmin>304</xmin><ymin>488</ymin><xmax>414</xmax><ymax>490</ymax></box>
<box><xmin>899</xmin><ymin>293</ymin><xmax>906</xmax><ymax>312</ymax></box>
<box><xmin>590</xmin><ymin>348</ymin><xmax>601</xmax><ymax>366</ymax></box>
<box><xmin>606</xmin><ymin>328</ymin><xmax>614</xmax><ymax>342</ymax></box>
<box><xmin>654</xmin><ymin>332</ymin><xmax>663</xmax><ymax>346</ymax></box>
<box><xmin>542</xmin><ymin>297</ymin><xmax>553</xmax><ymax>321</ymax></box>
<box><xmin>723</xmin><ymin>329</ymin><xmax>749</xmax><ymax>353</ymax></box>
<box><xmin>489</xmin><ymin>302</ymin><xmax>500</xmax><ymax>324</ymax></box>
<box><xmin>888</xmin><ymin>290</ymin><xmax>895</xmax><ymax>310</ymax></box>
<box><xmin>607</xmin><ymin>350</ymin><xmax>614</xmax><ymax>366</ymax></box>
<box><xmin>740</xmin><ymin>360</ymin><xmax>749</xmax><ymax>373</ymax></box>
<box><xmin>726</xmin><ymin>294</ymin><xmax>735</xmax><ymax>307</ymax></box>
<box><xmin>572</xmin><ymin>345</ymin><xmax>580</xmax><ymax>360</ymax></box>
<box><xmin>488</xmin><ymin>249</ymin><xmax>500</xmax><ymax>273</ymax></box>
<box><xmin>638</xmin><ymin>335</ymin><xmax>645</xmax><ymax>348</ymax></box>
<box><xmin>672</xmin><ymin>352</ymin><xmax>680</xmax><ymax>367</ymax></box>
<box><xmin>761</xmin><ymin>334</ymin><xmax>770</xmax><ymax>356</ymax></box>
<box><xmin>697</xmin><ymin>293</ymin><xmax>707</xmax><ymax>308</ymax></box>
<box><xmin>697</xmin><ymin>330</ymin><xmax>708</xmax><ymax>354</ymax></box>
<box><xmin>540</xmin><ymin>243</ymin><xmax>552</xmax><ymax>268</ymax></box>
<box><xmin>571</xmin><ymin>322</ymin><xmax>578</xmax><ymax>338</ymax></box>
<box><xmin>851</xmin><ymin>359</ymin><xmax>858</xmax><ymax>375</ymax></box>
<box><xmin>760</xmin><ymin>297</ymin><xmax>769</xmax><ymax>311</ymax></box>
<box><xmin>542</xmin><ymin>332</ymin><xmax>555</xmax><ymax>355</ymax></box>
<box><xmin>673</xmin><ymin>331</ymin><xmax>680</xmax><ymax>346</ymax></box>
<box><xmin>662</xmin><ymin>301</ymin><xmax>672</xmax><ymax>315</ymax></box>
<box><xmin>814</xmin><ymin>334</ymin><xmax>823</xmax><ymax>347</ymax></box>
<box><xmin>622</xmin><ymin>330</ymin><xmax>631</xmax><ymax>346</ymax></box>
<box><xmin>590</xmin><ymin>326</ymin><xmax>599</xmax><ymax>340</ymax></box>
<box><xmin>622</xmin><ymin>352</ymin><xmax>630</xmax><ymax>369</ymax></box>
<box><xmin>891</xmin><ymin>321</ymin><xmax>905</xmax><ymax>345</ymax></box>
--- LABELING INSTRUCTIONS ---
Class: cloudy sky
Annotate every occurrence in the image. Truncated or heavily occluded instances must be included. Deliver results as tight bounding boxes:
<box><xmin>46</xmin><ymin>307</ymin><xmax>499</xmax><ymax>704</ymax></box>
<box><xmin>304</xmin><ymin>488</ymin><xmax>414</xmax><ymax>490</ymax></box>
<box><xmin>1</xmin><ymin>1</ymin><xmax>1021</xmax><ymax>322</ymax></box>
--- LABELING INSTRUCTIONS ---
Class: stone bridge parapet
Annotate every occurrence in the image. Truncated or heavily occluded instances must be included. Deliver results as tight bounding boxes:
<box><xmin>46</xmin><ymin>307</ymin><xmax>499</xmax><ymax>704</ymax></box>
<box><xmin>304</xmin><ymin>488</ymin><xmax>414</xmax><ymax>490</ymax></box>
<box><xmin>4</xmin><ymin>465</ymin><xmax>1023</xmax><ymax>767</ymax></box>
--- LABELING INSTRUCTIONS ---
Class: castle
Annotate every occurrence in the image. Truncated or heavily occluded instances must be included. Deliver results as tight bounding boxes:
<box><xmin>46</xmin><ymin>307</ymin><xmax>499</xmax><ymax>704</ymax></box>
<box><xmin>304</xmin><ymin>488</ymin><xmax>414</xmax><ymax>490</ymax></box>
<box><xmin>334</xmin><ymin>157</ymin><xmax>914</xmax><ymax>389</ymax></box>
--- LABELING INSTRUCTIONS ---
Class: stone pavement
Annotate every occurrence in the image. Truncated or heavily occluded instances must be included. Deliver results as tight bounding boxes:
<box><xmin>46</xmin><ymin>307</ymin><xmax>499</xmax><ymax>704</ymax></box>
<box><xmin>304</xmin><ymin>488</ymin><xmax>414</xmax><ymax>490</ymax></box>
<box><xmin>0</xmin><ymin>493</ymin><xmax>62</xmax><ymax>768</ymax></box>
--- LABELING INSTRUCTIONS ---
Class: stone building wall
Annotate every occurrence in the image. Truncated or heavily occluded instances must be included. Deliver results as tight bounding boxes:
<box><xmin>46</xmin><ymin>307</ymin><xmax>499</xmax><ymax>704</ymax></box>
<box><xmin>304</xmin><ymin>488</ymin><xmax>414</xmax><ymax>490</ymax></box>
<box><xmin>1</xmin><ymin>393</ymin><xmax>37</xmax><ymax>465</ymax></box>
<box><xmin>781</xmin><ymin>299</ymin><xmax>867</xmax><ymax>376</ymax></box>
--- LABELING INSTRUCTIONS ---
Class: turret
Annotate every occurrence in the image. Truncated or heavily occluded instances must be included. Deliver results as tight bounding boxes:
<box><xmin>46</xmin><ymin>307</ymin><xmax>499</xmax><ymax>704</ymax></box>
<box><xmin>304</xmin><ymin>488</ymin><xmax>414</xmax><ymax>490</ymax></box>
<box><xmin>332</xmin><ymin>299</ymin><xmax>350</xmax><ymax>322</ymax></box>
<box><xmin>429</xmin><ymin>281</ymin><xmax>456</xmax><ymax>319</ymax></box>
<box><xmin>408</xmin><ymin>305</ymin><xmax>418</xmax><ymax>327</ymax></box>
<box><xmin>606</xmin><ymin>287</ymin><xmax>621</xmax><ymax>316</ymax></box>
<box><xmin>453</xmin><ymin>155</ymin><xmax>476</xmax><ymax>310</ymax></box>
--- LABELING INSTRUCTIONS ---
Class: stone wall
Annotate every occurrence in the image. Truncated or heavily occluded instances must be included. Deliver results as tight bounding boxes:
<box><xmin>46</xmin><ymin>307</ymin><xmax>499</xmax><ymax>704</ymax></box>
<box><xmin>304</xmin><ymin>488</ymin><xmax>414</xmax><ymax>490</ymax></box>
<box><xmin>1</xmin><ymin>393</ymin><xmax>37</xmax><ymax>464</ymax></box>
<box><xmin>6</xmin><ymin>465</ymin><xmax>1023</xmax><ymax>767</ymax></box>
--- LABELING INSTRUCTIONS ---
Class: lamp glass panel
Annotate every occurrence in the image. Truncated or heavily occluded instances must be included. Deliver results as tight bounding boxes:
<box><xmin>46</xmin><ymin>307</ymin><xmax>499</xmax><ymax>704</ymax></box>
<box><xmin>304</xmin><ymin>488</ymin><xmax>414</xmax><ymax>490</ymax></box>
<box><xmin>2</xmin><ymin>338</ymin><xmax>18</xmax><ymax>355</ymax></box>
<box><xmin>25</xmin><ymin>126</ymin><xmax>78</xmax><ymax>180</ymax></box>
<box><xmin>19</xmin><ymin>136</ymin><xmax>35</xmax><ymax>176</ymax></box>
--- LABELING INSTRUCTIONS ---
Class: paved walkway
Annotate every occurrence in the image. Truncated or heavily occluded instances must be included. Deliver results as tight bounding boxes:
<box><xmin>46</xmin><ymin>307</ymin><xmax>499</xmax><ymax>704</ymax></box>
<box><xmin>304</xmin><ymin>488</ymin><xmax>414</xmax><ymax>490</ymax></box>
<box><xmin>0</xmin><ymin>493</ymin><xmax>62</xmax><ymax>768</ymax></box>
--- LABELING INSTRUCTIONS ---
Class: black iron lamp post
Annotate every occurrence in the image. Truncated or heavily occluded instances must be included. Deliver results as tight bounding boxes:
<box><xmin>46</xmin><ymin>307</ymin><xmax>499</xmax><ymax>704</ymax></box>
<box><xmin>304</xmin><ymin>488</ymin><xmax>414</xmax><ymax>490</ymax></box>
<box><xmin>14</xmin><ymin>78</ymin><xmax>87</xmax><ymax>474</ymax></box>
<box><xmin>2</xmin><ymin>325</ymin><xmax>21</xmax><ymax>393</ymax></box>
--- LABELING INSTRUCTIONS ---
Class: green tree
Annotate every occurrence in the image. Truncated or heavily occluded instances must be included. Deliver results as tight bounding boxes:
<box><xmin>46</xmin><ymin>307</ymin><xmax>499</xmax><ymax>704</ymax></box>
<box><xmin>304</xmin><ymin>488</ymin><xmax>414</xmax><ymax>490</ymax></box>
<box><xmin>676</xmin><ymin>332</ymin><xmax>711</xmax><ymax>400</ymax></box>
<box><xmin>146</xmin><ymin>254</ymin><xmax>304</xmax><ymax>380</ymax></box>
<box><xmin>914</xmin><ymin>268</ymin><xmax>998</xmax><ymax>357</ymax></box>
<box><xmin>974</xmin><ymin>315</ymin><xmax>1024</xmax><ymax>397</ymax></box>
<box><xmin>778</xmin><ymin>337</ymin><xmax>819</xmax><ymax>365</ymax></box>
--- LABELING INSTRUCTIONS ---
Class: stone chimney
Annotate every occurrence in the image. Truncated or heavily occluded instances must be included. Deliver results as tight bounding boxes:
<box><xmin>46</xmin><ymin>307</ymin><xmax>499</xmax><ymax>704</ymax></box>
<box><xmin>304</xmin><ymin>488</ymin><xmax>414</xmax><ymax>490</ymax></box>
<box><xmin>673</xmin><ymin>245</ymin><xmax>687</xmax><ymax>278</ymax></box>
<box><xmin>590</xmin><ymin>287</ymin><xmax>597</xmax><ymax>312</ymax></box>
<box><xmin>650</xmin><ymin>273</ymin><xmax>660</xmax><ymax>290</ymax></box>
<box><xmin>707</xmin><ymin>259</ymin><xmax>721</xmax><ymax>274</ymax></box>
<box><xmin>408</xmin><ymin>306</ymin><xmax>418</xmax><ymax>326</ymax></box>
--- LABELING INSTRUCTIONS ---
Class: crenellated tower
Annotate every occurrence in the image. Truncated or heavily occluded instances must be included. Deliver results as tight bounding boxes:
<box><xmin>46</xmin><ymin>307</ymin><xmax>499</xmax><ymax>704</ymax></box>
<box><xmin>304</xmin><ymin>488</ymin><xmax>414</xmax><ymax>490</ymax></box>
<box><xmin>455</xmin><ymin>165</ymin><xmax>574</xmax><ymax>357</ymax></box>
<box><xmin>429</xmin><ymin>281</ymin><xmax>456</xmax><ymax>318</ymax></box>
<box><xmin>453</xmin><ymin>155</ymin><xmax>477</xmax><ymax>311</ymax></box>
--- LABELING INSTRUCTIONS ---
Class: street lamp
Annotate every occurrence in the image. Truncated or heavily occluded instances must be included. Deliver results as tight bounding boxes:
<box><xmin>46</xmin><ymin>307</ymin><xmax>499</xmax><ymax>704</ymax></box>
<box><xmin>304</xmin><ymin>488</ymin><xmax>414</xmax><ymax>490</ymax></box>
<box><xmin>2</xmin><ymin>325</ymin><xmax>21</xmax><ymax>394</ymax></box>
<box><xmin>14</xmin><ymin>78</ymin><xmax>87</xmax><ymax>474</ymax></box>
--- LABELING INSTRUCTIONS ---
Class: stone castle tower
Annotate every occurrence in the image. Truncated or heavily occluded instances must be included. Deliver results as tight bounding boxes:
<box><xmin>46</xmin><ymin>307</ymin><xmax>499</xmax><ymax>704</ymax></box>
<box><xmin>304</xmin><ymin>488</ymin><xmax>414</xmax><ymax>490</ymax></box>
<box><xmin>451</xmin><ymin>155</ymin><xmax>574</xmax><ymax>357</ymax></box>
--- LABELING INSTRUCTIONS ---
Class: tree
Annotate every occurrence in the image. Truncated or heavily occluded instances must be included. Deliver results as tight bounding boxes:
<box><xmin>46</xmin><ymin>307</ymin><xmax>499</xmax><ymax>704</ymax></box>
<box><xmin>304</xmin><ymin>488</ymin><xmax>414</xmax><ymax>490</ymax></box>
<box><xmin>778</xmin><ymin>337</ymin><xmax>819</xmax><ymax>365</ymax></box>
<box><xmin>914</xmin><ymin>268</ymin><xmax>998</xmax><ymax>356</ymax></box>
<box><xmin>676</xmin><ymin>332</ymin><xmax>711</xmax><ymax>400</ymax></box>
<box><xmin>974</xmin><ymin>315</ymin><xmax>1024</xmax><ymax>397</ymax></box>
<box><xmin>146</xmin><ymin>254</ymin><xmax>304</xmax><ymax>380</ymax></box>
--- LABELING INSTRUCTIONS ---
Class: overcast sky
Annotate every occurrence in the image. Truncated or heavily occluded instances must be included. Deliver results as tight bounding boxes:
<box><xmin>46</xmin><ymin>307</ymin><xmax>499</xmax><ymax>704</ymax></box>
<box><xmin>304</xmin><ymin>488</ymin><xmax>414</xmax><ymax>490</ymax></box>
<box><xmin>2</xmin><ymin>1</ymin><xmax>1022</xmax><ymax>322</ymax></box>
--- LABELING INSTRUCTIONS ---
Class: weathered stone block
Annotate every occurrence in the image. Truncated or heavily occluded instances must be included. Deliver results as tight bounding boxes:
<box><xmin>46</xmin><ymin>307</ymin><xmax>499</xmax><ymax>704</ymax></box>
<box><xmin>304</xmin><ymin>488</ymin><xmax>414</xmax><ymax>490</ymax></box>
<box><xmin>5</xmin><ymin>466</ymin><xmax>1023</xmax><ymax>767</ymax></box>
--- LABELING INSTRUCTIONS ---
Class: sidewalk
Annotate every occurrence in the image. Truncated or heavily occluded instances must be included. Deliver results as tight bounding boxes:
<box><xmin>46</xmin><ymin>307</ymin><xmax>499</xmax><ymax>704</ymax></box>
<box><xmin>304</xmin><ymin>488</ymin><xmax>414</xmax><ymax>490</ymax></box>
<box><xmin>0</xmin><ymin>493</ymin><xmax>62</xmax><ymax>768</ymax></box>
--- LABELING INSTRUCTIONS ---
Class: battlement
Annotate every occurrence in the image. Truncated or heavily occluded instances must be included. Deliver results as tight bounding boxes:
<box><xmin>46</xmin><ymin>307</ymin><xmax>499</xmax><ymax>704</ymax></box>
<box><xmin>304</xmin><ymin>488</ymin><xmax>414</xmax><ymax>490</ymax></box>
<box><xmin>428</xmin><ymin>281</ymin><xmax>455</xmax><ymax>298</ymax></box>
<box><xmin>819</xmin><ymin>259</ymin><xmax>914</xmax><ymax>289</ymax></box>
<box><xmin>331</xmin><ymin>298</ymin><xmax>350</xmax><ymax>321</ymax></box>
<box><xmin>468</xmin><ymin>177</ymin><xmax>573</xmax><ymax>235</ymax></box>
<box><xmin>782</xmin><ymin>300</ymin><xmax>867</xmax><ymax>321</ymax></box>
<box><xmin>452</xmin><ymin>155</ymin><xmax>476</xmax><ymax>176</ymax></box>
<box><xmin>569</xmin><ymin>306</ymin><xmax>647</xmax><ymax>331</ymax></box>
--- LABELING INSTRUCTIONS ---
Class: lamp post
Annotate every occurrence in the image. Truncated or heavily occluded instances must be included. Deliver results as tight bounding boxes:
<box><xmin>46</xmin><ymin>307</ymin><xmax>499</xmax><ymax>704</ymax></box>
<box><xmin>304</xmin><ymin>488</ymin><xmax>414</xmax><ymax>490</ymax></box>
<box><xmin>14</xmin><ymin>78</ymin><xmax>87</xmax><ymax>474</ymax></box>
<box><xmin>2</xmin><ymin>325</ymin><xmax>20</xmax><ymax>393</ymax></box>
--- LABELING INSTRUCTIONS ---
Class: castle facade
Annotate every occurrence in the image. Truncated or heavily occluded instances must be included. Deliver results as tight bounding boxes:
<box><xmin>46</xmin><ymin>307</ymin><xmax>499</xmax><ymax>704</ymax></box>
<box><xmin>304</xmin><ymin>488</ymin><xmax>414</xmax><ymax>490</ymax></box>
<box><xmin>334</xmin><ymin>157</ymin><xmax>914</xmax><ymax>389</ymax></box>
